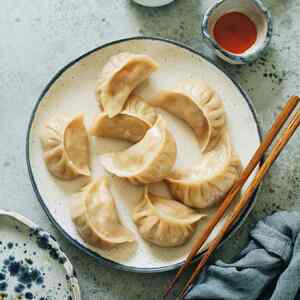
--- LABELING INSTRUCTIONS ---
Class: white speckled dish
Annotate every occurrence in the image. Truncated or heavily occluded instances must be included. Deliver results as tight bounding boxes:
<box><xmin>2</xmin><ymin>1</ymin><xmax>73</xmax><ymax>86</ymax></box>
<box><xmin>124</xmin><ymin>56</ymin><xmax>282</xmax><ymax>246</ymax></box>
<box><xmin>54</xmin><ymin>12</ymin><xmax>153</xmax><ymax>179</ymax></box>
<box><xmin>0</xmin><ymin>210</ymin><xmax>81</xmax><ymax>299</ymax></box>
<box><xmin>26</xmin><ymin>37</ymin><xmax>262</xmax><ymax>273</ymax></box>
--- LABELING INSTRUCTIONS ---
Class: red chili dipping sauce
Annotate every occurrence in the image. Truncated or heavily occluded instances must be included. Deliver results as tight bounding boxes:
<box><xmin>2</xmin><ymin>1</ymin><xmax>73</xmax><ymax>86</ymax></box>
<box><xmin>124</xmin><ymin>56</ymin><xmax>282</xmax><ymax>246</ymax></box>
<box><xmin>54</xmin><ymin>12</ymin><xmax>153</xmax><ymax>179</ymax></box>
<box><xmin>213</xmin><ymin>12</ymin><xmax>257</xmax><ymax>54</ymax></box>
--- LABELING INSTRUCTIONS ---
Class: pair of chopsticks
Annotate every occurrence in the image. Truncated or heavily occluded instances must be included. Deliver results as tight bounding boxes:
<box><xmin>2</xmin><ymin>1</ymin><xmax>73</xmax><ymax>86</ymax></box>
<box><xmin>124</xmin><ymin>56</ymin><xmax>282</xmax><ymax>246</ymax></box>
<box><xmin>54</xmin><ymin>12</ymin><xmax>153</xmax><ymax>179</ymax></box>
<box><xmin>165</xmin><ymin>95</ymin><xmax>300</xmax><ymax>300</ymax></box>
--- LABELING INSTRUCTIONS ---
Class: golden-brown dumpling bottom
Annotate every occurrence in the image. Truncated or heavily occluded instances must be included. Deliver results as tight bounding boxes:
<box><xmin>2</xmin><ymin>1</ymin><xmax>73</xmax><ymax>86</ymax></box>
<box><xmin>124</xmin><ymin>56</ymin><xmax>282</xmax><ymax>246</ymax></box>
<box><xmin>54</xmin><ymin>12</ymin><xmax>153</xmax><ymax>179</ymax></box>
<box><xmin>100</xmin><ymin>116</ymin><xmax>177</xmax><ymax>185</ymax></box>
<box><xmin>167</xmin><ymin>133</ymin><xmax>242</xmax><ymax>209</ymax></box>
<box><xmin>96</xmin><ymin>52</ymin><xmax>159</xmax><ymax>117</ymax></box>
<box><xmin>40</xmin><ymin>113</ymin><xmax>90</xmax><ymax>180</ymax></box>
<box><xmin>90</xmin><ymin>95</ymin><xmax>157</xmax><ymax>143</ymax></box>
<box><xmin>133</xmin><ymin>187</ymin><xmax>205</xmax><ymax>247</ymax></box>
<box><xmin>151</xmin><ymin>80</ymin><xmax>226</xmax><ymax>152</ymax></box>
<box><xmin>71</xmin><ymin>178</ymin><xmax>135</xmax><ymax>249</ymax></box>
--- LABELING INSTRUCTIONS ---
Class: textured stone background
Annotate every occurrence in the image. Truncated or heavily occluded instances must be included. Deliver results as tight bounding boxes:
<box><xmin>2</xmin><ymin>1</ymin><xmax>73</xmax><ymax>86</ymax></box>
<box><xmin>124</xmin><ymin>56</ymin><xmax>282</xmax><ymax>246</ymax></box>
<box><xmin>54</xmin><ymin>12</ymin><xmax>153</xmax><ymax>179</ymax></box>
<box><xmin>1</xmin><ymin>1</ymin><xmax>299</xmax><ymax>299</ymax></box>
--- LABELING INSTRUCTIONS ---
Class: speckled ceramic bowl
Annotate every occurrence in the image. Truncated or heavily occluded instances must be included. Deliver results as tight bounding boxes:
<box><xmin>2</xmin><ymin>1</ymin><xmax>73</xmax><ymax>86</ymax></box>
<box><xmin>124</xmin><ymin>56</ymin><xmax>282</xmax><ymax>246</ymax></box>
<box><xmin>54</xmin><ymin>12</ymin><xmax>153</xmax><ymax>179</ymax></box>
<box><xmin>202</xmin><ymin>0</ymin><xmax>272</xmax><ymax>64</ymax></box>
<box><xmin>0</xmin><ymin>210</ymin><xmax>81</xmax><ymax>300</ymax></box>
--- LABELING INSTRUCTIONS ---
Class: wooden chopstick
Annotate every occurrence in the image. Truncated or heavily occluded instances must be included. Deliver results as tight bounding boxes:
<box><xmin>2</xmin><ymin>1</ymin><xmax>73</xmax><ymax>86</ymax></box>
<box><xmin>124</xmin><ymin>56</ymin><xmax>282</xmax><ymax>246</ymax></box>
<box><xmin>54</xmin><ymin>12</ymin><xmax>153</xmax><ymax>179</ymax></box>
<box><xmin>164</xmin><ymin>96</ymin><xmax>300</xmax><ymax>298</ymax></box>
<box><xmin>177</xmin><ymin>108</ymin><xmax>300</xmax><ymax>300</ymax></box>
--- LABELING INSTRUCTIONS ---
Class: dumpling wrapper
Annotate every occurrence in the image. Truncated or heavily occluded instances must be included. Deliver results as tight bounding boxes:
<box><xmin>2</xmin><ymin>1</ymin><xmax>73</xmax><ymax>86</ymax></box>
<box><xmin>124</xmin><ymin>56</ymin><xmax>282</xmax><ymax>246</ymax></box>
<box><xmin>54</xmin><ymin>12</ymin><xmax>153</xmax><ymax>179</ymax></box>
<box><xmin>166</xmin><ymin>133</ymin><xmax>242</xmax><ymax>208</ymax></box>
<box><xmin>40</xmin><ymin>113</ymin><xmax>90</xmax><ymax>180</ymax></box>
<box><xmin>71</xmin><ymin>178</ymin><xmax>135</xmax><ymax>249</ymax></box>
<box><xmin>151</xmin><ymin>80</ymin><xmax>226</xmax><ymax>152</ymax></box>
<box><xmin>133</xmin><ymin>187</ymin><xmax>205</xmax><ymax>247</ymax></box>
<box><xmin>100</xmin><ymin>116</ymin><xmax>177</xmax><ymax>185</ymax></box>
<box><xmin>96</xmin><ymin>52</ymin><xmax>159</xmax><ymax>117</ymax></box>
<box><xmin>90</xmin><ymin>95</ymin><xmax>157</xmax><ymax>143</ymax></box>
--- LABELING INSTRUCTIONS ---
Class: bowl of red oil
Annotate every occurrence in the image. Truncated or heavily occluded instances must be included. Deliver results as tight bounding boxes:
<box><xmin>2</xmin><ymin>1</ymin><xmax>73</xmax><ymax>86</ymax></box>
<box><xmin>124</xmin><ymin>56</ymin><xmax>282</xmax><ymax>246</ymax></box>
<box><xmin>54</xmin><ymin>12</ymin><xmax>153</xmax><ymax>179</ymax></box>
<box><xmin>202</xmin><ymin>0</ymin><xmax>272</xmax><ymax>64</ymax></box>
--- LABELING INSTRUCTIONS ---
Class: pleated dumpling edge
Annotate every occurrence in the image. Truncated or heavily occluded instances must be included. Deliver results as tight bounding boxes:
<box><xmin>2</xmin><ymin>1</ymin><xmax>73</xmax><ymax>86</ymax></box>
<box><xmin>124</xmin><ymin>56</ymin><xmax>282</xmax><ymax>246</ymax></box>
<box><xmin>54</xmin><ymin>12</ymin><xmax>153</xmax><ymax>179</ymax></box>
<box><xmin>100</xmin><ymin>116</ymin><xmax>177</xmax><ymax>185</ymax></box>
<box><xmin>90</xmin><ymin>95</ymin><xmax>157</xmax><ymax>143</ymax></box>
<box><xmin>40</xmin><ymin>113</ymin><xmax>90</xmax><ymax>180</ymax></box>
<box><xmin>133</xmin><ymin>187</ymin><xmax>205</xmax><ymax>247</ymax></box>
<box><xmin>151</xmin><ymin>80</ymin><xmax>226</xmax><ymax>152</ymax></box>
<box><xmin>70</xmin><ymin>178</ymin><xmax>136</xmax><ymax>249</ymax></box>
<box><xmin>166</xmin><ymin>132</ymin><xmax>242</xmax><ymax>209</ymax></box>
<box><xmin>96</xmin><ymin>52</ymin><xmax>159</xmax><ymax>117</ymax></box>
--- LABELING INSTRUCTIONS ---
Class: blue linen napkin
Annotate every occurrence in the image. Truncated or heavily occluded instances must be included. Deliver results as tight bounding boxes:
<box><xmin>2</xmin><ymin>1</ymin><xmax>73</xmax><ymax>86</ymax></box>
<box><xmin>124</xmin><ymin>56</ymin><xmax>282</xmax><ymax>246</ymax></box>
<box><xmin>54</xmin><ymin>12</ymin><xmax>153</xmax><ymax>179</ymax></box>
<box><xmin>185</xmin><ymin>211</ymin><xmax>300</xmax><ymax>300</ymax></box>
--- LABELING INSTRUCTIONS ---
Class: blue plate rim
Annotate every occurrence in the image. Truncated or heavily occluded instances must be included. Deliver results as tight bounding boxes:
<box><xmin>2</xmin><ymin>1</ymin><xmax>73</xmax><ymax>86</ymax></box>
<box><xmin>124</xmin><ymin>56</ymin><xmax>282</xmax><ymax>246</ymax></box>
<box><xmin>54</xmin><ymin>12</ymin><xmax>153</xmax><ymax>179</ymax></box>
<box><xmin>0</xmin><ymin>209</ymin><xmax>81</xmax><ymax>298</ymax></box>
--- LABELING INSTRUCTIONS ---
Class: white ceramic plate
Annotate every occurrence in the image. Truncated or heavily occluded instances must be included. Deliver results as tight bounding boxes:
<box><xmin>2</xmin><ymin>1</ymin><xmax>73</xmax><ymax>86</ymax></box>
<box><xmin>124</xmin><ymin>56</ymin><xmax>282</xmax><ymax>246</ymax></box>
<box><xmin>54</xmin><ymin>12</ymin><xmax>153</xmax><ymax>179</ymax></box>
<box><xmin>0</xmin><ymin>210</ymin><xmax>81</xmax><ymax>299</ymax></box>
<box><xmin>26</xmin><ymin>37</ymin><xmax>261</xmax><ymax>272</ymax></box>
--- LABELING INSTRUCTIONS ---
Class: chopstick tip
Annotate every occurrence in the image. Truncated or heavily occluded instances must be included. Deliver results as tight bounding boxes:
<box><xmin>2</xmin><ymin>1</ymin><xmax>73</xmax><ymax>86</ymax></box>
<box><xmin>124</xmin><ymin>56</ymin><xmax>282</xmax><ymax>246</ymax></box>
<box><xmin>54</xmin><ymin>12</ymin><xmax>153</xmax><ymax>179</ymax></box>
<box><xmin>164</xmin><ymin>283</ymin><xmax>174</xmax><ymax>298</ymax></box>
<box><xmin>164</xmin><ymin>274</ymin><xmax>183</xmax><ymax>298</ymax></box>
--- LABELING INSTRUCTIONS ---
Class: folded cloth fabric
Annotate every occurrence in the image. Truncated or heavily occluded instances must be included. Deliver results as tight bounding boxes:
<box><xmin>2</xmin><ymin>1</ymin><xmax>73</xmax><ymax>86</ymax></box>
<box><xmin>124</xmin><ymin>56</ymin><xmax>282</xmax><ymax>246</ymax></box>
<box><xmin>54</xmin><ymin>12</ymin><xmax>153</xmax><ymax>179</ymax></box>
<box><xmin>185</xmin><ymin>211</ymin><xmax>300</xmax><ymax>300</ymax></box>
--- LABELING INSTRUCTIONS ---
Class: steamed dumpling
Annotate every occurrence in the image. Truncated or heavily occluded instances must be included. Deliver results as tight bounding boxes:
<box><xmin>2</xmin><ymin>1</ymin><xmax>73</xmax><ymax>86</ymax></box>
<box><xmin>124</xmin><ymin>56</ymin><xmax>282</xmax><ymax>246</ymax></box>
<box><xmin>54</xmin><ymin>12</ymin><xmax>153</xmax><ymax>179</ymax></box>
<box><xmin>41</xmin><ymin>113</ymin><xmax>90</xmax><ymax>180</ymax></box>
<box><xmin>71</xmin><ymin>178</ymin><xmax>135</xmax><ymax>249</ymax></box>
<box><xmin>166</xmin><ymin>133</ymin><xmax>242</xmax><ymax>208</ymax></box>
<box><xmin>100</xmin><ymin>116</ymin><xmax>177</xmax><ymax>185</ymax></box>
<box><xmin>151</xmin><ymin>80</ymin><xmax>226</xmax><ymax>152</ymax></box>
<box><xmin>90</xmin><ymin>95</ymin><xmax>157</xmax><ymax>143</ymax></box>
<box><xmin>96</xmin><ymin>52</ymin><xmax>159</xmax><ymax>117</ymax></box>
<box><xmin>133</xmin><ymin>187</ymin><xmax>205</xmax><ymax>247</ymax></box>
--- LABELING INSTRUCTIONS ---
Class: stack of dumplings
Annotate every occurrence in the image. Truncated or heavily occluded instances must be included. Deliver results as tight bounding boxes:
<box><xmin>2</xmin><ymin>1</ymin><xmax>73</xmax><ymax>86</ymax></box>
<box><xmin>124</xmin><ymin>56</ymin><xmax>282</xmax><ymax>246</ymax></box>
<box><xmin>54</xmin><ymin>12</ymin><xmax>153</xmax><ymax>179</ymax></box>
<box><xmin>40</xmin><ymin>52</ymin><xmax>242</xmax><ymax>251</ymax></box>
<box><xmin>100</xmin><ymin>116</ymin><xmax>177</xmax><ymax>185</ymax></box>
<box><xmin>90</xmin><ymin>95</ymin><xmax>157</xmax><ymax>143</ymax></box>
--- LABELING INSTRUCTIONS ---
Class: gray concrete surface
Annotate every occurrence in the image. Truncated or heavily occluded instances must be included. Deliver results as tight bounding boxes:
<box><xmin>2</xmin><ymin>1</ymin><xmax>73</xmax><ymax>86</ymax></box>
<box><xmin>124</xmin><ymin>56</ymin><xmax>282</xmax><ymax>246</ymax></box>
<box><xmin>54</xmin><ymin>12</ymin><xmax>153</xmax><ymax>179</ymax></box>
<box><xmin>1</xmin><ymin>1</ymin><xmax>300</xmax><ymax>299</ymax></box>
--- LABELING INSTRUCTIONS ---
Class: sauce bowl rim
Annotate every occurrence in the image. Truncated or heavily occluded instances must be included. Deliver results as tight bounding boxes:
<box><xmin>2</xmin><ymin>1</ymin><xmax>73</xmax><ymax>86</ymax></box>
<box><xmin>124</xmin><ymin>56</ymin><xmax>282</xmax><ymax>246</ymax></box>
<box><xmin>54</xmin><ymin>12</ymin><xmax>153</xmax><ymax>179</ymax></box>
<box><xmin>202</xmin><ymin>0</ymin><xmax>273</xmax><ymax>64</ymax></box>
